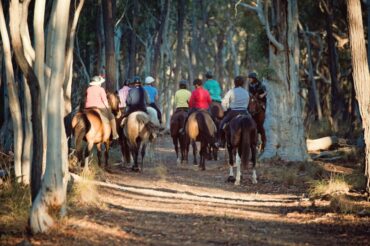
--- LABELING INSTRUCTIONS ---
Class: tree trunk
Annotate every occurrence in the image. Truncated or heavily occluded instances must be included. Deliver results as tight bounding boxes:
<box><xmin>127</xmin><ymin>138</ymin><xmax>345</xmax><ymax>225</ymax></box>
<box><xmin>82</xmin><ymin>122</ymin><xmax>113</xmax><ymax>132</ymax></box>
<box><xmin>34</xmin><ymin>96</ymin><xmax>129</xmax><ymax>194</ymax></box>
<box><xmin>303</xmin><ymin>30</ymin><xmax>322</xmax><ymax>120</ymax></box>
<box><xmin>261</xmin><ymin>0</ymin><xmax>309</xmax><ymax>161</ymax></box>
<box><xmin>30</xmin><ymin>0</ymin><xmax>71</xmax><ymax>233</ymax></box>
<box><xmin>325</xmin><ymin>0</ymin><xmax>343</xmax><ymax>131</ymax></box>
<box><xmin>151</xmin><ymin>0</ymin><xmax>170</xmax><ymax>79</ymax></box>
<box><xmin>21</xmin><ymin>78</ymin><xmax>32</xmax><ymax>185</ymax></box>
<box><xmin>102</xmin><ymin>0</ymin><xmax>116</xmax><ymax>92</ymax></box>
<box><xmin>128</xmin><ymin>0</ymin><xmax>138</xmax><ymax>79</ymax></box>
<box><xmin>64</xmin><ymin>0</ymin><xmax>85</xmax><ymax>115</ymax></box>
<box><xmin>174</xmin><ymin>0</ymin><xmax>186</xmax><ymax>91</ymax></box>
<box><xmin>8</xmin><ymin>0</ymin><xmax>44</xmax><ymax>193</ymax></box>
<box><xmin>346</xmin><ymin>0</ymin><xmax>370</xmax><ymax>193</ymax></box>
<box><xmin>0</xmin><ymin>2</ymin><xmax>24</xmax><ymax>183</ymax></box>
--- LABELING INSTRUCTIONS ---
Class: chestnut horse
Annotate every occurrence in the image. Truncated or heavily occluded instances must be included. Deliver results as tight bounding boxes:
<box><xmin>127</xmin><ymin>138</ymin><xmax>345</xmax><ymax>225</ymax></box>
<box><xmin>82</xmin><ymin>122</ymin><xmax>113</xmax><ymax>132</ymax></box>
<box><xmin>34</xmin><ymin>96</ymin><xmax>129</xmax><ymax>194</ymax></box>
<box><xmin>121</xmin><ymin>108</ymin><xmax>160</xmax><ymax>172</ymax></box>
<box><xmin>186</xmin><ymin>110</ymin><xmax>217</xmax><ymax>170</ymax></box>
<box><xmin>224</xmin><ymin>113</ymin><xmax>258</xmax><ymax>185</ymax></box>
<box><xmin>72</xmin><ymin>92</ymin><xmax>121</xmax><ymax>169</ymax></box>
<box><xmin>170</xmin><ymin>109</ymin><xmax>190</xmax><ymax>164</ymax></box>
<box><xmin>248</xmin><ymin>94</ymin><xmax>266</xmax><ymax>151</ymax></box>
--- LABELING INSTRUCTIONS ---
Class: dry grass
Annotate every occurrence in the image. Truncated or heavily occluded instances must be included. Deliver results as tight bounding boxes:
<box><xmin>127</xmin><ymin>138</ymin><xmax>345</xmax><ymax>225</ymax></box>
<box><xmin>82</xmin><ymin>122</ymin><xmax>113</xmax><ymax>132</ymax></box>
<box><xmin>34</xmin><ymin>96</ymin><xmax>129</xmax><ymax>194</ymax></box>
<box><xmin>68</xmin><ymin>165</ymin><xmax>100</xmax><ymax>207</ymax></box>
<box><xmin>153</xmin><ymin>163</ymin><xmax>168</xmax><ymax>181</ymax></box>
<box><xmin>0</xmin><ymin>180</ymin><xmax>30</xmax><ymax>231</ymax></box>
<box><xmin>309</xmin><ymin>174</ymin><xmax>350</xmax><ymax>198</ymax></box>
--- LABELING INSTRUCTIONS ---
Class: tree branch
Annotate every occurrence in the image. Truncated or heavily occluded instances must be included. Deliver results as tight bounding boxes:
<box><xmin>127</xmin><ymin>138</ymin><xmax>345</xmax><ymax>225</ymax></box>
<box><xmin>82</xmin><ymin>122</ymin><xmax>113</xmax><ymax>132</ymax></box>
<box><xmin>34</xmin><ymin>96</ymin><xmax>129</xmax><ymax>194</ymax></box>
<box><xmin>238</xmin><ymin>0</ymin><xmax>284</xmax><ymax>51</ymax></box>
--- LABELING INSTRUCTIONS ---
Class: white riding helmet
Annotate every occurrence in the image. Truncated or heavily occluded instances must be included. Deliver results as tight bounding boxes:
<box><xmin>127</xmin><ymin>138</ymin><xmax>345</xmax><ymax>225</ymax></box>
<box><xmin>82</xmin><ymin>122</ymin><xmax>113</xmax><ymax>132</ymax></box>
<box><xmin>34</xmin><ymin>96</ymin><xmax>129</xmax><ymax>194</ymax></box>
<box><xmin>145</xmin><ymin>76</ymin><xmax>155</xmax><ymax>84</ymax></box>
<box><xmin>89</xmin><ymin>76</ymin><xmax>105</xmax><ymax>86</ymax></box>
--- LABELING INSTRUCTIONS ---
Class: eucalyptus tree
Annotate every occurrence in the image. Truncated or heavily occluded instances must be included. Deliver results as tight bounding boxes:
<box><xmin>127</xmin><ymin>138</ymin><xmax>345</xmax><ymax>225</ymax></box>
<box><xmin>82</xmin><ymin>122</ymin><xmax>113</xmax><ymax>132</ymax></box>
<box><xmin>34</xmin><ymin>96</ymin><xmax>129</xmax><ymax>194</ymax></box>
<box><xmin>239</xmin><ymin>0</ymin><xmax>309</xmax><ymax>161</ymax></box>
<box><xmin>346</xmin><ymin>0</ymin><xmax>370</xmax><ymax>193</ymax></box>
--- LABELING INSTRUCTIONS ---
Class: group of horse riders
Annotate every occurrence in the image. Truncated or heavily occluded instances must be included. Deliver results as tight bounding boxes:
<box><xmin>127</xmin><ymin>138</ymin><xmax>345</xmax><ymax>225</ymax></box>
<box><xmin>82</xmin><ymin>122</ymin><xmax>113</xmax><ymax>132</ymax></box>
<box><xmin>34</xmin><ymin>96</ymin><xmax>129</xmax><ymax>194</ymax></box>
<box><xmin>83</xmin><ymin>71</ymin><xmax>267</xmax><ymax>147</ymax></box>
<box><xmin>174</xmin><ymin>71</ymin><xmax>267</xmax><ymax>148</ymax></box>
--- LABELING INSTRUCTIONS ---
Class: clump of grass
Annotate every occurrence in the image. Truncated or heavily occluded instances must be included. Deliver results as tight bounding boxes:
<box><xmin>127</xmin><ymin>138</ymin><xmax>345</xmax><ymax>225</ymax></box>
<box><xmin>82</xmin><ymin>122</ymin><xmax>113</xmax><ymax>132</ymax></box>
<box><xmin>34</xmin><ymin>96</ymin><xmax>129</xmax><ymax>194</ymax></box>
<box><xmin>0</xmin><ymin>180</ymin><xmax>31</xmax><ymax>230</ymax></box>
<box><xmin>154</xmin><ymin>163</ymin><xmax>167</xmax><ymax>180</ymax></box>
<box><xmin>346</xmin><ymin>168</ymin><xmax>367</xmax><ymax>191</ymax></box>
<box><xmin>309</xmin><ymin>174</ymin><xmax>350</xmax><ymax>198</ymax></box>
<box><xmin>329</xmin><ymin>195</ymin><xmax>355</xmax><ymax>214</ymax></box>
<box><xmin>69</xmin><ymin>167</ymin><xmax>99</xmax><ymax>207</ymax></box>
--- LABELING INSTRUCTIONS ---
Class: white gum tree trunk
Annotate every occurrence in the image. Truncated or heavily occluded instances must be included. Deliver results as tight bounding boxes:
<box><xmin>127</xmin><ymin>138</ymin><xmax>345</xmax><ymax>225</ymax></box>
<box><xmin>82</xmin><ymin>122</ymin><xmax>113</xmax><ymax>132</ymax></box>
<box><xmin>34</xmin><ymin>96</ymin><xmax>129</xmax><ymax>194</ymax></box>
<box><xmin>30</xmin><ymin>0</ymin><xmax>71</xmax><ymax>233</ymax></box>
<box><xmin>0</xmin><ymin>2</ymin><xmax>24</xmax><ymax>182</ymax></box>
<box><xmin>240</xmin><ymin>0</ymin><xmax>308</xmax><ymax>161</ymax></box>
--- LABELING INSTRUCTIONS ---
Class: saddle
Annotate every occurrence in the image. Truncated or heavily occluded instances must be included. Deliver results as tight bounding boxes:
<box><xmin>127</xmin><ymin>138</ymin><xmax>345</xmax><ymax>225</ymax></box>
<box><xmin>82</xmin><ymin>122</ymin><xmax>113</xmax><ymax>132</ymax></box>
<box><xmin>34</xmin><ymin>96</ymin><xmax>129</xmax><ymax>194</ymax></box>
<box><xmin>223</xmin><ymin>111</ymin><xmax>250</xmax><ymax>130</ymax></box>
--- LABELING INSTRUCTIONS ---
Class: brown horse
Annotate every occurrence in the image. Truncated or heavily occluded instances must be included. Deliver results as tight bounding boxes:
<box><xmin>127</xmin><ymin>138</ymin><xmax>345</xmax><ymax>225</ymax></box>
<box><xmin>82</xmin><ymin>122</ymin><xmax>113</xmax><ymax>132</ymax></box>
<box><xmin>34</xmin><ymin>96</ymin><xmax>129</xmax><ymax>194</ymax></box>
<box><xmin>170</xmin><ymin>109</ymin><xmax>190</xmax><ymax>164</ymax></box>
<box><xmin>224</xmin><ymin>113</ymin><xmax>258</xmax><ymax>185</ymax></box>
<box><xmin>186</xmin><ymin>110</ymin><xmax>217</xmax><ymax>170</ymax></box>
<box><xmin>209</xmin><ymin>101</ymin><xmax>224</xmax><ymax>160</ymax></box>
<box><xmin>248</xmin><ymin>94</ymin><xmax>266</xmax><ymax>151</ymax></box>
<box><xmin>71</xmin><ymin>92</ymin><xmax>121</xmax><ymax>169</ymax></box>
<box><xmin>121</xmin><ymin>108</ymin><xmax>160</xmax><ymax>172</ymax></box>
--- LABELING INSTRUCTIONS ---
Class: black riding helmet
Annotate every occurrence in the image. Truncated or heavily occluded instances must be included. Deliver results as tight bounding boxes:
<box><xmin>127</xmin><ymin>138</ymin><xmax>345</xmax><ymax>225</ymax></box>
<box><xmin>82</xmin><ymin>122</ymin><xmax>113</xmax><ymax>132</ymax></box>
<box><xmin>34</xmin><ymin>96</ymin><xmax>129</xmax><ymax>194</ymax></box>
<box><xmin>205</xmin><ymin>71</ymin><xmax>213</xmax><ymax>79</ymax></box>
<box><xmin>179</xmin><ymin>80</ymin><xmax>188</xmax><ymax>87</ymax></box>
<box><xmin>248</xmin><ymin>72</ymin><xmax>257</xmax><ymax>80</ymax></box>
<box><xmin>132</xmin><ymin>76</ymin><xmax>141</xmax><ymax>84</ymax></box>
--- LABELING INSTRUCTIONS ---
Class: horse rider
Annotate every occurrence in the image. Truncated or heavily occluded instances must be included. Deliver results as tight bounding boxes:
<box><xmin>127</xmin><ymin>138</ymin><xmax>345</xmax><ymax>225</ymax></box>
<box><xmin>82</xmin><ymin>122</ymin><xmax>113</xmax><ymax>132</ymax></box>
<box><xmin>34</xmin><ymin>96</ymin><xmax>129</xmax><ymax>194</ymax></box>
<box><xmin>118</xmin><ymin>78</ymin><xmax>131</xmax><ymax>112</ymax></box>
<box><xmin>203</xmin><ymin>71</ymin><xmax>222</xmax><ymax>104</ymax></box>
<box><xmin>174</xmin><ymin>80</ymin><xmax>191</xmax><ymax>113</ymax></box>
<box><xmin>248</xmin><ymin>72</ymin><xmax>267</xmax><ymax>110</ymax></box>
<box><xmin>143</xmin><ymin>76</ymin><xmax>162</xmax><ymax>124</ymax></box>
<box><xmin>124</xmin><ymin>76</ymin><xmax>149</xmax><ymax>119</ymax></box>
<box><xmin>217</xmin><ymin>76</ymin><xmax>250</xmax><ymax>148</ymax></box>
<box><xmin>181</xmin><ymin>78</ymin><xmax>212</xmax><ymax>133</ymax></box>
<box><xmin>85</xmin><ymin>75</ymin><xmax>119</xmax><ymax>140</ymax></box>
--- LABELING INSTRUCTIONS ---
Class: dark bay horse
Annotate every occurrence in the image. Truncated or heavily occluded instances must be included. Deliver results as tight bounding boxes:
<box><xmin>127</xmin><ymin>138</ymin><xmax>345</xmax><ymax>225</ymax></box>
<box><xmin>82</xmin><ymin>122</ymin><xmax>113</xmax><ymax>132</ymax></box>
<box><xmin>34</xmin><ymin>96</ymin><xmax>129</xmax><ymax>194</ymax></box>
<box><xmin>121</xmin><ymin>109</ymin><xmax>160</xmax><ymax>172</ymax></box>
<box><xmin>71</xmin><ymin>92</ymin><xmax>121</xmax><ymax>169</ymax></box>
<box><xmin>186</xmin><ymin>110</ymin><xmax>217</xmax><ymax>170</ymax></box>
<box><xmin>248</xmin><ymin>94</ymin><xmax>266</xmax><ymax>151</ymax></box>
<box><xmin>170</xmin><ymin>109</ymin><xmax>190</xmax><ymax>164</ymax></box>
<box><xmin>225</xmin><ymin>114</ymin><xmax>258</xmax><ymax>185</ymax></box>
<box><xmin>209</xmin><ymin>101</ymin><xmax>224</xmax><ymax>160</ymax></box>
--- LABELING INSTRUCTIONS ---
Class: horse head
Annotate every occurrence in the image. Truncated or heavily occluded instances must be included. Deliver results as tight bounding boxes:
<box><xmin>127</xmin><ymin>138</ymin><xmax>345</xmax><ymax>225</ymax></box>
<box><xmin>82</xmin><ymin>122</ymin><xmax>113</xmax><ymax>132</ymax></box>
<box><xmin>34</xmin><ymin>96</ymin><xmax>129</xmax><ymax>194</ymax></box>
<box><xmin>248</xmin><ymin>94</ymin><xmax>262</xmax><ymax>115</ymax></box>
<box><xmin>107</xmin><ymin>92</ymin><xmax>121</xmax><ymax>118</ymax></box>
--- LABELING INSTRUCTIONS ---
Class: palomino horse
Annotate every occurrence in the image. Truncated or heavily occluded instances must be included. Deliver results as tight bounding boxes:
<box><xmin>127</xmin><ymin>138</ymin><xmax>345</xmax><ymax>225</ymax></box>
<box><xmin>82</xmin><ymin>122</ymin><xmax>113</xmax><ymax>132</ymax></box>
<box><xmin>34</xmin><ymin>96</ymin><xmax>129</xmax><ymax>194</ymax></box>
<box><xmin>248</xmin><ymin>94</ymin><xmax>266</xmax><ymax>151</ymax></box>
<box><xmin>209</xmin><ymin>101</ymin><xmax>224</xmax><ymax>160</ymax></box>
<box><xmin>224</xmin><ymin>113</ymin><xmax>258</xmax><ymax>185</ymax></box>
<box><xmin>71</xmin><ymin>92</ymin><xmax>121</xmax><ymax>169</ymax></box>
<box><xmin>121</xmin><ymin>107</ymin><xmax>160</xmax><ymax>172</ymax></box>
<box><xmin>186</xmin><ymin>110</ymin><xmax>217</xmax><ymax>170</ymax></box>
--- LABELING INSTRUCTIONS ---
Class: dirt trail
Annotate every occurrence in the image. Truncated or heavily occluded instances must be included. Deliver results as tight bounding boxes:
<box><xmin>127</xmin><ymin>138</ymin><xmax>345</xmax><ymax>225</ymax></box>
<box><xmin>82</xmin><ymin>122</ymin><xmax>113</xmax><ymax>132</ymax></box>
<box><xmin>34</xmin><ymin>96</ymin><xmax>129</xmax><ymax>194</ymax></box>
<box><xmin>3</xmin><ymin>136</ymin><xmax>370</xmax><ymax>245</ymax></box>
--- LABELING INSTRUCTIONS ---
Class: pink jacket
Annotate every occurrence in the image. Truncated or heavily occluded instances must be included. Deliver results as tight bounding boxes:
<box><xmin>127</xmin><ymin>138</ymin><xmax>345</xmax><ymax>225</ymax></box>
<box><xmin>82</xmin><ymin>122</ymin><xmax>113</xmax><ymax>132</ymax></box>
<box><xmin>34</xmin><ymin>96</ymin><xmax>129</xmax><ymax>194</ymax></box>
<box><xmin>118</xmin><ymin>86</ymin><xmax>130</xmax><ymax>108</ymax></box>
<box><xmin>85</xmin><ymin>85</ymin><xmax>109</xmax><ymax>109</ymax></box>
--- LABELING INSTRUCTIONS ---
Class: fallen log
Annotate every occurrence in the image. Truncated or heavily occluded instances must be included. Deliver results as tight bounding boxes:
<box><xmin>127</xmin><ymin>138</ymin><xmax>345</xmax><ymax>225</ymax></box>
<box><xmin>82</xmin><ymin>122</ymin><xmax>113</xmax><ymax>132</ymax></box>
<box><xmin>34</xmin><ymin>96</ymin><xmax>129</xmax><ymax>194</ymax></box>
<box><xmin>306</xmin><ymin>136</ymin><xmax>338</xmax><ymax>152</ymax></box>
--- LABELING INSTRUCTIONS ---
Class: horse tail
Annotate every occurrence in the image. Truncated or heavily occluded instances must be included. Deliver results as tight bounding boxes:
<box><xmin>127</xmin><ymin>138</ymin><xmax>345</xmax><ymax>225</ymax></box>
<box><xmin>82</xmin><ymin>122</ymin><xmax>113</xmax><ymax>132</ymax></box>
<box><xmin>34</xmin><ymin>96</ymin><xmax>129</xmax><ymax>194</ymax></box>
<box><xmin>240</xmin><ymin>117</ymin><xmax>253</xmax><ymax>166</ymax></box>
<box><xmin>136</xmin><ymin>113</ymin><xmax>160</xmax><ymax>135</ymax></box>
<box><xmin>195</xmin><ymin>112</ymin><xmax>215</xmax><ymax>142</ymax></box>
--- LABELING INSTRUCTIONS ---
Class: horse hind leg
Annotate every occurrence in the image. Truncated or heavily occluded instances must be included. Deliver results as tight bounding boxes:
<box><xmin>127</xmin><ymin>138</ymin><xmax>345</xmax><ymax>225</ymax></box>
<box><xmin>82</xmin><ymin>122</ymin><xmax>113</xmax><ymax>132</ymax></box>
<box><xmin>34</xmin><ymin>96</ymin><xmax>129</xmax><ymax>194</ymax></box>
<box><xmin>140</xmin><ymin>143</ymin><xmax>146</xmax><ymax>172</ymax></box>
<box><xmin>192</xmin><ymin>140</ymin><xmax>197</xmax><ymax>165</ymax></box>
<box><xmin>235</xmin><ymin>152</ymin><xmax>242</xmax><ymax>186</ymax></box>
<box><xmin>96</xmin><ymin>143</ymin><xmax>102</xmax><ymax>167</ymax></box>
<box><xmin>251</xmin><ymin>143</ymin><xmax>258</xmax><ymax>184</ymax></box>
<box><xmin>84</xmin><ymin>142</ymin><xmax>94</xmax><ymax>171</ymax></box>
<box><xmin>105</xmin><ymin>142</ymin><xmax>110</xmax><ymax>168</ymax></box>
<box><xmin>173</xmin><ymin>136</ymin><xmax>180</xmax><ymax>164</ymax></box>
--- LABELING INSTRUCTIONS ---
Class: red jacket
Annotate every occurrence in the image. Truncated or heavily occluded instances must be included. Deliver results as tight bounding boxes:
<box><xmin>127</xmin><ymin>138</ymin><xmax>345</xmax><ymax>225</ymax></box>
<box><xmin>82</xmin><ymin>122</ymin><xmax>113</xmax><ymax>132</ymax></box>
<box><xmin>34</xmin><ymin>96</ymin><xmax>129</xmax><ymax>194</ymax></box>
<box><xmin>188</xmin><ymin>87</ymin><xmax>211</xmax><ymax>109</ymax></box>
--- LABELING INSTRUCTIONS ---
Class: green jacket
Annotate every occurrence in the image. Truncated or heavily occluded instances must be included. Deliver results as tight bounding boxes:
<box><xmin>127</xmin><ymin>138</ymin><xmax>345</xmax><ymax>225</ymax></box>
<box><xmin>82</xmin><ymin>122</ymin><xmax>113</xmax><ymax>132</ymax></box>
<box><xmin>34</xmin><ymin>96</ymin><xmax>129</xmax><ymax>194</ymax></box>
<box><xmin>203</xmin><ymin>79</ymin><xmax>222</xmax><ymax>102</ymax></box>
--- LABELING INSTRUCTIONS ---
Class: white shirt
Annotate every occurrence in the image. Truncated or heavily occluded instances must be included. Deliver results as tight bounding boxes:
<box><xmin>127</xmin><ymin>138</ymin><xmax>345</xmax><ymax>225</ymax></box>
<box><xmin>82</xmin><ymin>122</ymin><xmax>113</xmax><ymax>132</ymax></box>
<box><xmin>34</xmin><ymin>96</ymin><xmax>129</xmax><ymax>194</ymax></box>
<box><xmin>221</xmin><ymin>87</ymin><xmax>249</xmax><ymax>110</ymax></box>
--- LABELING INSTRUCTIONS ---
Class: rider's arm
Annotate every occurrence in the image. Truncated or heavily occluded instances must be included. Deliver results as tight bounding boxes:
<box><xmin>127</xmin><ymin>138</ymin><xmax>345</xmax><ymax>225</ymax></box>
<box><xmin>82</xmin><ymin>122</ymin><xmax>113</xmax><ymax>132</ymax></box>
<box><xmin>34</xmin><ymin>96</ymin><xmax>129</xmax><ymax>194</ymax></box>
<box><xmin>100</xmin><ymin>88</ymin><xmax>110</xmax><ymax>108</ymax></box>
<box><xmin>221</xmin><ymin>90</ymin><xmax>231</xmax><ymax>110</ymax></box>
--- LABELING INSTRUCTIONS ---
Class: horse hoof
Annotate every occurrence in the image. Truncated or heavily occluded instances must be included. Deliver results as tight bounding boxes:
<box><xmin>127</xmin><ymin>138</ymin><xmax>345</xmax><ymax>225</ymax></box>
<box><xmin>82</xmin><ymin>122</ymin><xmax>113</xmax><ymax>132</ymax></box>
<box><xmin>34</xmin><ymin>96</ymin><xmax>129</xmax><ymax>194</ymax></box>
<box><xmin>226</xmin><ymin>176</ymin><xmax>236</xmax><ymax>183</ymax></box>
<box><xmin>234</xmin><ymin>180</ymin><xmax>241</xmax><ymax>186</ymax></box>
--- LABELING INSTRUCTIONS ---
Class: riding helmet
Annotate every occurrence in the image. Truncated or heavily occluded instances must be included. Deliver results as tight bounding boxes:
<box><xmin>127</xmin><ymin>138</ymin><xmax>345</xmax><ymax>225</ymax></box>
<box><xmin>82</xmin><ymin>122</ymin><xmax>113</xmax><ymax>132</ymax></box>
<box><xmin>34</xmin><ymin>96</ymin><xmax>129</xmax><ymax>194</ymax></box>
<box><xmin>132</xmin><ymin>76</ymin><xmax>141</xmax><ymax>84</ymax></box>
<box><xmin>248</xmin><ymin>72</ymin><xmax>257</xmax><ymax>79</ymax></box>
<box><xmin>205</xmin><ymin>71</ymin><xmax>213</xmax><ymax>79</ymax></box>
